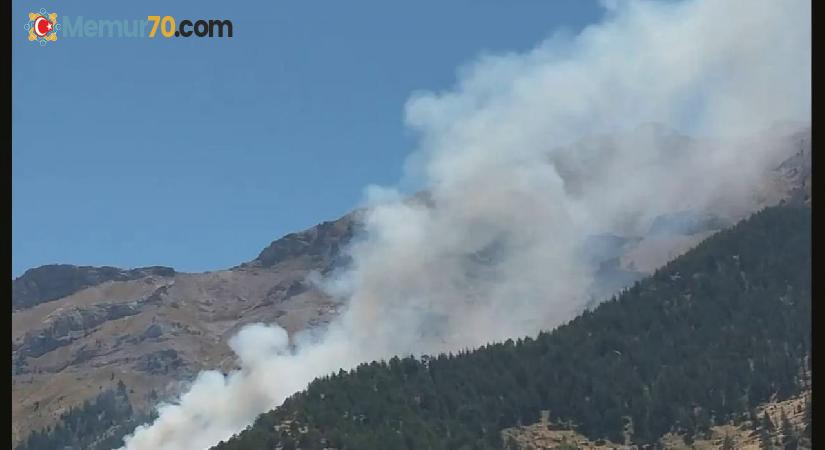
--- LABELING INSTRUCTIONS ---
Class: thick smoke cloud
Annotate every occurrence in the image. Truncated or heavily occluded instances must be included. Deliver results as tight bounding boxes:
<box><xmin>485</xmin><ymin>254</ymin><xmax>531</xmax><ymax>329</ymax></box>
<box><xmin>119</xmin><ymin>1</ymin><xmax>810</xmax><ymax>449</ymax></box>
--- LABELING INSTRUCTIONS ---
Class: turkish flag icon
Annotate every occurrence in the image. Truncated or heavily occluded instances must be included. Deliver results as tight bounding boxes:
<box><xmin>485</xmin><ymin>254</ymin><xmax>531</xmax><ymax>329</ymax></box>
<box><xmin>33</xmin><ymin>16</ymin><xmax>53</xmax><ymax>37</ymax></box>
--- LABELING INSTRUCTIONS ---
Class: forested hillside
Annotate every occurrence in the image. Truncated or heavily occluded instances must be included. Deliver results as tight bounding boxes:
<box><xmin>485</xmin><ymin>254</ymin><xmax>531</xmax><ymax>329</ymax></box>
<box><xmin>213</xmin><ymin>203</ymin><xmax>811</xmax><ymax>450</ymax></box>
<box><xmin>16</xmin><ymin>381</ymin><xmax>156</xmax><ymax>450</ymax></box>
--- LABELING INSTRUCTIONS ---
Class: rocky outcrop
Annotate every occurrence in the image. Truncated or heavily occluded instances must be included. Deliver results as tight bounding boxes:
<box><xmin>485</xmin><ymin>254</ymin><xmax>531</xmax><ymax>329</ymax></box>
<box><xmin>13</xmin><ymin>288</ymin><xmax>163</xmax><ymax>359</ymax></box>
<box><xmin>12</xmin><ymin>265</ymin><xmax>175</xmax><ymax>311</ymax></box>
<box><xmin>246</xmin><ymin>213</ymin><xmax>361</xmax><ymax>269</ymax></box>
<box><xmin>134</xmin><ymin>349</ymin><xmax>186</xmax><ymax>376</ymax></box>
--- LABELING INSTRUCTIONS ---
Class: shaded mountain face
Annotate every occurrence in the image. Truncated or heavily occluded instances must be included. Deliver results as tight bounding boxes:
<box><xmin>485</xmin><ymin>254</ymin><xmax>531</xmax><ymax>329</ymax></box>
<box><xmin>12</xmin><ymin>265</ymin><xmax>175</xmax><ymax>311</ymax></box>
<box><xmin>10</xmin><ymin>126</ymin><xmax>810</xmax><ymax>446</ymax></box>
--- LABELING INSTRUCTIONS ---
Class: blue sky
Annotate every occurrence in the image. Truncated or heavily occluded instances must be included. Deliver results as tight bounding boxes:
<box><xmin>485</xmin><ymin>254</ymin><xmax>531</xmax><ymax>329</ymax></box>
<box><xmin>12</xmin><ymin>0</ymin><xmax>605</xmax><ymax>277</ymax></box>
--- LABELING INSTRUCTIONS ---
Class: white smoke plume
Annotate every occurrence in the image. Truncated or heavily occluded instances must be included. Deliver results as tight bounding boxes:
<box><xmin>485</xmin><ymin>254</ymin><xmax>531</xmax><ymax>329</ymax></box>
<box><xmin>120</xmin><ymin>1</ymin><xmax>810</xmax><ymax>449</ymax></box>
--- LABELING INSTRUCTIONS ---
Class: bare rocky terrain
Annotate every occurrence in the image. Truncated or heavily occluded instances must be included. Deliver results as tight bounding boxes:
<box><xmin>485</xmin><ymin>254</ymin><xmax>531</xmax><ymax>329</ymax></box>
<box><xmin>502</xmin><ymin>388</ymin><xmax>811</xmax><ymax>450</ymax></box>
<box><xmin>11</xmin><ymin>213</ymin><xmax>359</xmax><ymax>443</ymax></box>
<box><xmin>11</xmin><ymin>126</ymin><xmax>810</xmax><ymax>445</ymax></box>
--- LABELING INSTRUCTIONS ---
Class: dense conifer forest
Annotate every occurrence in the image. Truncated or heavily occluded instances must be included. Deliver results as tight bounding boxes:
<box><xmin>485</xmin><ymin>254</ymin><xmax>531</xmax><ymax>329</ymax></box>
<box><xmin>213</xmin><ymin>204</ymin><xmax>811</xmax><ymax>450</ymax></box>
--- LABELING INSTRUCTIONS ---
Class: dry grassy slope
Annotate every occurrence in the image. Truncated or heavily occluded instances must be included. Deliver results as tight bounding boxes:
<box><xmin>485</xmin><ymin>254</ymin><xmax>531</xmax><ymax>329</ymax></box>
<box><xmin>503</xmin><ymin>389</ymin><xmax>811</xmax><ymax>450</ymax></box>
<box><xmin>659</xmin><ymin>389</ymin><xmax>812</xmax><ymax>450</ymax></box>
<box><xmin>10</xmin><ymin>127</ymin><xmax>810</xmax><ymax>445</ymax></box>
<box><xmin>11</xmin><ymin>213</ymin><xmax>358</xmax><ymax>444</ymax></box>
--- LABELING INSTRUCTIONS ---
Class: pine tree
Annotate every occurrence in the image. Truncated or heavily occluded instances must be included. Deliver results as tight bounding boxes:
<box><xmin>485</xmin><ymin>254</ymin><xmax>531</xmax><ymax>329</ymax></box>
<box><xmin>762</xmin><ymin>412</ymin><xmax>775</xmax><ymax>432</ymax></box>
<box><xmin>780</xmin><ymin>410</ymin><xmax>794</xmax><ymax>444</ymax></box>
<box><xmin>802</xmin><ymin>397</ymin><xmax>811</xmax><ymax>438</ymax></box>
<box><xmin>759</xmin><ymin>430</ymin><xmax>775</xmax><ymax>450</ymax></box>
<box><xmin>721</xmin><ymin>434</ymin><xmax>736</xmax><ymax>450</ymax></box>
<box><xmin>504</xmin><ymin>435</ymin><xmax>520</xmax><ymax>450</ymax></box>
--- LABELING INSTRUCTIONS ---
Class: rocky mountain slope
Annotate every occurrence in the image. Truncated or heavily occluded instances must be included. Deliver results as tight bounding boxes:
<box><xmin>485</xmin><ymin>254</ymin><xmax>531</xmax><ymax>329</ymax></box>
<box><xmin>10</xmin><ymin>126</ymin><xmax>810</xmax><ymax>446</ymax></box>
<box><xmin>11</xmin><ymin>214</ymin><xmax>360</xmax><ymax>443</ymax></box>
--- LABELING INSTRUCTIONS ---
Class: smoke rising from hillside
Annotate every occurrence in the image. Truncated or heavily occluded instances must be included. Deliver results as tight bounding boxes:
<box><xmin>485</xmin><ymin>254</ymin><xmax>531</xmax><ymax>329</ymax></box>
<box><xmin>120</xmin><ymin>1</ymin><xmax>810</xmax><ymax>449</ymax></box>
